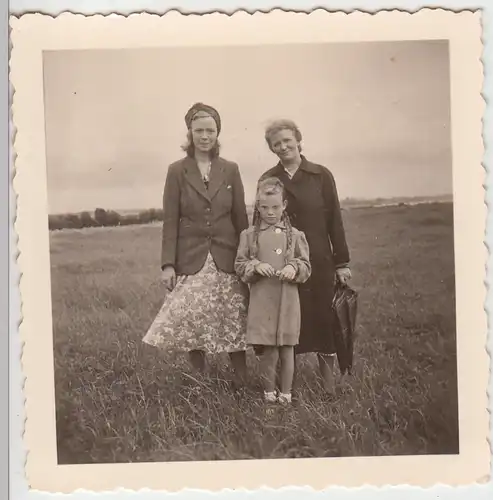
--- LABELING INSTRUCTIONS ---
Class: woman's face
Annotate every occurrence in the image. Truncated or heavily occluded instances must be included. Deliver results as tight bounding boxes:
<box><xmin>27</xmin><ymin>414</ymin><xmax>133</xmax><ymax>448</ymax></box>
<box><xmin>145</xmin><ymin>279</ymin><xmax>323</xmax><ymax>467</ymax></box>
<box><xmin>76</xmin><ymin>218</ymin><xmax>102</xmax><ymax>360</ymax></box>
<box><xmin>191</xmin><ymin>116</ymin><xmax>218</xmax><ymax>154</ymax></box>
<box><xmin>269</xmin><ymin>128</ymin><xmax>301</xmax><ymax>162</ymax></box>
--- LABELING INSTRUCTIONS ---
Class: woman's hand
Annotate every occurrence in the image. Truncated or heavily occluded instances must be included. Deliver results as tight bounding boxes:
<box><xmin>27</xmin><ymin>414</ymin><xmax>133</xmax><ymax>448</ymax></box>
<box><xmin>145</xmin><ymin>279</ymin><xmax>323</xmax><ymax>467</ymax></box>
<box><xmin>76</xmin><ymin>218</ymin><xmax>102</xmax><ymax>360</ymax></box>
<box><xmin>255</xmin><ymin>262</ymin><xmax>276</xmax><ymax>278</ymax></box>
<box><xmin>161</xmin><ymin>265</ymin><xmax>177</xmax><ymax>291</ymax></box>
<box><xmin>278</xmin><ymin>264</ymin><xmax>297</xmax><ymax>282</ymax></box>
<box><xmin>336</xmin><ymin>267</ymin><xmax>352</xmax><ymax>285</ymax></box>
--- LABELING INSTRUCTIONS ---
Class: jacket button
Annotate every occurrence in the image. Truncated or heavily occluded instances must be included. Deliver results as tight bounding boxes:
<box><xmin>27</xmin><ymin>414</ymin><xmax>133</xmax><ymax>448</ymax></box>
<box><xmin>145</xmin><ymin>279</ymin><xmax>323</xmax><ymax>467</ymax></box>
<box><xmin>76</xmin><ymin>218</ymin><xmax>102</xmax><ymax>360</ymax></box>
<box><xmin>207</xmin><ymin>221</ymin><xmax>211</xmax><ymax>226</ymax></box>
<box><xmin>205</xmin><ymin>208</ymin><xmax>211</xmax><ymax>212</ymax></box>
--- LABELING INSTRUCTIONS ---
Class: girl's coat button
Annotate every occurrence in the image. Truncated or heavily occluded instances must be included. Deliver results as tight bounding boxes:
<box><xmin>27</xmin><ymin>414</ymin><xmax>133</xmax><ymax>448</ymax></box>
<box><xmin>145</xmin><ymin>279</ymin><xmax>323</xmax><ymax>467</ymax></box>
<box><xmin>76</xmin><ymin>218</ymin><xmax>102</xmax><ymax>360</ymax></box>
<box><xmin>275</xmin><ymin>248</ymin><xmax>282</xmax><ymax>255</ymax></box>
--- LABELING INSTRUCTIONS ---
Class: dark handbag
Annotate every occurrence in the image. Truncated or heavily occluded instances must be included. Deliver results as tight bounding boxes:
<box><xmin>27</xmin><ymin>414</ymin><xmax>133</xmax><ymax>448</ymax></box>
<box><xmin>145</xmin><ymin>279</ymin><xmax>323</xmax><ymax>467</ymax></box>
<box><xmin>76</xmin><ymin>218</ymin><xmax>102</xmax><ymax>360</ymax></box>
<box><xmin>332</xmin><ymin>281</ymin><xmax>358</xmax><ymax>375</ymax></box>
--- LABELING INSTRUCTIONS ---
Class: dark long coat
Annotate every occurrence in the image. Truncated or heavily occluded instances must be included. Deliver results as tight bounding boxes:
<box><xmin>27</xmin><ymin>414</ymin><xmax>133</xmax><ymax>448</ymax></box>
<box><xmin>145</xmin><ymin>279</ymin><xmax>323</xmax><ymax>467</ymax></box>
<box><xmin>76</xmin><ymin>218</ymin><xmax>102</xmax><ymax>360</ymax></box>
<box><xmin>260</xmin><ymin>156</ymin><xmax>350</xmax><ymax>354</ymax></box>
<box><xmin>161</xmin><ymin>156</ymin><xmax>249</xmax><ymax>275</ymax></box>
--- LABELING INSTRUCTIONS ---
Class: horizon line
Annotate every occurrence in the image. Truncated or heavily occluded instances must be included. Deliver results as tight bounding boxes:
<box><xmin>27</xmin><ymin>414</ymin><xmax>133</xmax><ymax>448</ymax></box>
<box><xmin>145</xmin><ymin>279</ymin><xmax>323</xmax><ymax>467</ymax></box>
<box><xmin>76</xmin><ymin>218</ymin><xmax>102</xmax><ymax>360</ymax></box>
<box><xmin>48</xmin><ymin>193</ymin><xmax>453</xmax><ymax>216</ymax></box>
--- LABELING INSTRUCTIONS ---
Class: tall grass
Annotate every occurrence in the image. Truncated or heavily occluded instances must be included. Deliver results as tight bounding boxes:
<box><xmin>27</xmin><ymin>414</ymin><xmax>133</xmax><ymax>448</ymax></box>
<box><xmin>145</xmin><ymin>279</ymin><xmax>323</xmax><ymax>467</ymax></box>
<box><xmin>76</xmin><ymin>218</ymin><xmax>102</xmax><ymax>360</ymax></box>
<box><xmin>51</xmin><ymin>202</ymin><xmax>458</xmax><ymax>464</ymax></box>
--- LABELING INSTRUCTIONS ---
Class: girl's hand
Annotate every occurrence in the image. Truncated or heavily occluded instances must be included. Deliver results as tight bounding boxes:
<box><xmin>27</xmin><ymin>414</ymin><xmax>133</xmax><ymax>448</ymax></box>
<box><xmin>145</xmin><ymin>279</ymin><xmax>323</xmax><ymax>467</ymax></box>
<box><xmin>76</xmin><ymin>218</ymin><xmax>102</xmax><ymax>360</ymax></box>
<box><xmin>336</xmin><ymin>267</ymin><xmax>352</xmax><ymax>285</ymax></box>
<box><xmin>278</xmin><ymin>264</ymin><xmax>297</xmax><ymax>281</ymax></box>
<box><xmin>255</xmin><ymin>262</ymin><xmax>276</xmax><ymax>277</ymax></box>
<box><xmin>161</xmin><ymin>265</ymin><xmax>177</xmax><ymax>291</ymax></box>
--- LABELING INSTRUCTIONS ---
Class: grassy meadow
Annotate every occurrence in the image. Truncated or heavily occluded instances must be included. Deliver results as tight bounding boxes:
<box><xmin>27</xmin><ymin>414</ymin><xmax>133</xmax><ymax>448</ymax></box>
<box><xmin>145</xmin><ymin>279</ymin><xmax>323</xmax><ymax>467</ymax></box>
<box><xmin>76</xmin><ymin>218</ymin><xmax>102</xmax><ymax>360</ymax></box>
<box><xmin>51</xmin><ymin>202</ymin><xmax>459</xmax><ymax>464</ymax></box>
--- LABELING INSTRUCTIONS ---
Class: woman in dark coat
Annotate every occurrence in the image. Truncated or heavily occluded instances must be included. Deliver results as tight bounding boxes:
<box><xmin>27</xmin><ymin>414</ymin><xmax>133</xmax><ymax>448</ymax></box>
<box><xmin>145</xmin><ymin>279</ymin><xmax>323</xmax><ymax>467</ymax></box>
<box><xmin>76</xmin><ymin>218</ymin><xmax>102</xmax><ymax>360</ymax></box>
<box><xmin>143</xmin><ymin>102</ymin><xmax>249</xmax><ymax>386</ymax></box>
<box><xmin>259</xmin><ymin>119</ymin><xmax>352</xmax><ymax>394</ymax></box>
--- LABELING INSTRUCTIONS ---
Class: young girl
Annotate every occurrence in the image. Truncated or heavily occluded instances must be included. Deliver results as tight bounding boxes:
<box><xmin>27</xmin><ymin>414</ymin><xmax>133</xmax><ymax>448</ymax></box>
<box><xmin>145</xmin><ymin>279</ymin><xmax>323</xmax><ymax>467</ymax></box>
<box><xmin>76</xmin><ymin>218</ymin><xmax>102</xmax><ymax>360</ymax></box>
<box><xmin>235</xmin><ymin>177</ymin><xmax>311</xmax><ymax>403</ymax></box>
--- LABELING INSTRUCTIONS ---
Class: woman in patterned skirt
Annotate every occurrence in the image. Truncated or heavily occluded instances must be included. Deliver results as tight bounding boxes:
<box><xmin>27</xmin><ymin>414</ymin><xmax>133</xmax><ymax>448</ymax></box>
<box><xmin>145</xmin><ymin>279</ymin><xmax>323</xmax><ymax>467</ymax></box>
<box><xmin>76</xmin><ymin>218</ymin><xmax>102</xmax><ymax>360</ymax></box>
<box><xmin>143</xmin><ymin>102</ymin><xmax>249</xmax><ymax>386</ymax></box>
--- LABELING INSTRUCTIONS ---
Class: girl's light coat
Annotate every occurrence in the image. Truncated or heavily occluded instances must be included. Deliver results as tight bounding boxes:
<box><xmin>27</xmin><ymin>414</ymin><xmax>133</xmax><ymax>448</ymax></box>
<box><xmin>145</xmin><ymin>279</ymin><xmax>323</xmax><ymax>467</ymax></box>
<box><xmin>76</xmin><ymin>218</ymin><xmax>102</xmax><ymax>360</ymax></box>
<box><xmin>235</xmin><ymin>225</ymin><xmax>311</xmax><ymax>346</ymax></box>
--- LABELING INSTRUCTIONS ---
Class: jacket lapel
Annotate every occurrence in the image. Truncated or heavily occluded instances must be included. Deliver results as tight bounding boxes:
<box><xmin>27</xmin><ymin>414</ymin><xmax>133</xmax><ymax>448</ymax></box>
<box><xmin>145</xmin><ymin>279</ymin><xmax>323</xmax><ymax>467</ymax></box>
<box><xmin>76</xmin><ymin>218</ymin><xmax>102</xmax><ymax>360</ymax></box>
<box><xmin>274</xmin><ymin>156</ymin><xmax>319</xmax><ymax>196</ymax></box>
<box><xmin>272</xmin><ymin>162</ymin><xmax>298</xmax><ymax>197</ymax></box>
<box><xmin>183</xmin><ymin>157</ymin><xmax>210</xmax><ymax>201</ymax></box>
<box><xmin>207</xmin><ymin>159</ymin><xmax>226</xmax><ymax>200</ymax></box>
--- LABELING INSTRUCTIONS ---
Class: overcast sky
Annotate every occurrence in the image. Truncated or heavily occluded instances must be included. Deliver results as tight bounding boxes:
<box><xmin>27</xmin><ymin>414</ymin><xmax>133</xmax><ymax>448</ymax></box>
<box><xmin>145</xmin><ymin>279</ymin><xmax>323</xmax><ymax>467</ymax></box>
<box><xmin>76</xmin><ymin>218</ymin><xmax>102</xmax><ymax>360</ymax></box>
<box><xmin>43</xmin><ymin>40</ymin><xmax>452</xmax><ymax>214</ymax></box>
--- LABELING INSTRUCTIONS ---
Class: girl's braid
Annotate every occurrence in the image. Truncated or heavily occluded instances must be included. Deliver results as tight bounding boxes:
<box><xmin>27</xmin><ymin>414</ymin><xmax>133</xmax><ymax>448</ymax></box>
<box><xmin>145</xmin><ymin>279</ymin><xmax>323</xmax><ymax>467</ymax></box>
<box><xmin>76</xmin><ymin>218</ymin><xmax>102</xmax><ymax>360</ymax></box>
<box><xmin>251</xmin><ymin>206</ymin><xmax>261</xmax><ymax>260</ymax></box>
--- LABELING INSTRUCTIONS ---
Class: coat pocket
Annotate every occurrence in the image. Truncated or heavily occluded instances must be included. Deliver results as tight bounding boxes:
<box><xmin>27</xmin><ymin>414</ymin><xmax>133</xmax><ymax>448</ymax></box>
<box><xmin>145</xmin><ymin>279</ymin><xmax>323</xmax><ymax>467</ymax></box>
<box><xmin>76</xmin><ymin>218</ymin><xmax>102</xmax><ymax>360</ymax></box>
<box><xmin>178</xmin><ymin>218</ymin><xmax>193</xmax><ymax>237</ymax></box>
<box><xmin>215</xmin><ymin>182</ymin><xmax>233</xmax><ymax>209</ymax></box>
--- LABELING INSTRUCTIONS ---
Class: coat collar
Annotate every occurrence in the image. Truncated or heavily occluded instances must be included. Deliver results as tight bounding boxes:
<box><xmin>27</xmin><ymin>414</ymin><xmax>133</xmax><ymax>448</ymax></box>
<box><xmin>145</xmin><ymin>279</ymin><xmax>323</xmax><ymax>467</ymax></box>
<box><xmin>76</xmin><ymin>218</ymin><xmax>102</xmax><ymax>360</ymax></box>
<box><xmin>300</xmin><ymin>156</ymin><xmax>322</xmax><ymax>174</ymax></box>
<box><xmin>182</xmin><ymin>156</ymin><xmax>226</xmax><ymax>201</ymax></box>
<box><xmin>259</xmin><ymin>220</ymin><xmax>286</xmax><ymax>231</ymax></box>
<box><xmin>273</xmin><ymin>155</ymin><xmax>321</xmax><ymax>177</ymax></box>
<box><xmin>266</xmin><ymin>156</ymin><xmax>321</xmax><ymax>199</ymax></box>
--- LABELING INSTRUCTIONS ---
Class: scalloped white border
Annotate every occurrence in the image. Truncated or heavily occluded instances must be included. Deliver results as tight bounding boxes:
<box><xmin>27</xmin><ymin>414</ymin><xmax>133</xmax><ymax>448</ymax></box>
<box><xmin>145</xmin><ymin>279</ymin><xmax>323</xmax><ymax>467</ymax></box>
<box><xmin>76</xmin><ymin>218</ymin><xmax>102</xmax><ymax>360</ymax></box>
<box><xmin>9</xmin><ymin>8</ymin><xmax>489</xmax><ymax>493</ymax></box>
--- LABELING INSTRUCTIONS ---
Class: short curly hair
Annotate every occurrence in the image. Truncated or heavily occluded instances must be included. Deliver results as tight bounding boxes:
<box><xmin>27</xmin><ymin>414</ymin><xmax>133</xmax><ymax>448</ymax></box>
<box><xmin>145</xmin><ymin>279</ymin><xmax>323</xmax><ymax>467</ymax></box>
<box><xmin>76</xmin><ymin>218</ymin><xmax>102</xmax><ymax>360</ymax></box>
<box><xmin>264</xmin><ymin>119</ymin><xmax>303</xmax><ymax>152</ymax></box>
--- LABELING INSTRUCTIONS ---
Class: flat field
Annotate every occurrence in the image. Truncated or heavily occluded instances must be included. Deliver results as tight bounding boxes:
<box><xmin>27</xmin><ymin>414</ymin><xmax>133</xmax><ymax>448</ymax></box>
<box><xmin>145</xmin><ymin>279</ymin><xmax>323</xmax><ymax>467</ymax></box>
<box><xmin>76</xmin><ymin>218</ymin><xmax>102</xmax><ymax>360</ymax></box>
<box><xmin>51</xmin><ymin>202</ymin><xmax>458</xmax><ymax>464</ymax></box>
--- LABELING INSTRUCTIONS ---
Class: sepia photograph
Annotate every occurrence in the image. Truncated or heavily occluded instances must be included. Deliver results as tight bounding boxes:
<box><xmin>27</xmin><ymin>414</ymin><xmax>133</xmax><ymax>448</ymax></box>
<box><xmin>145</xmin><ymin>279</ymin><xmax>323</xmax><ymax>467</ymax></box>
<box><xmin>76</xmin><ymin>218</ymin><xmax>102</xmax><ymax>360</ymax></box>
<box><xmin>10</xmin><ymin>9</ymin><xmax>488</xmax><ymax>492</ymax></box>
<box><xmin>45</xmin><ymin>39</ymin><xmax>457</xmax><ymax>464</ymax></box>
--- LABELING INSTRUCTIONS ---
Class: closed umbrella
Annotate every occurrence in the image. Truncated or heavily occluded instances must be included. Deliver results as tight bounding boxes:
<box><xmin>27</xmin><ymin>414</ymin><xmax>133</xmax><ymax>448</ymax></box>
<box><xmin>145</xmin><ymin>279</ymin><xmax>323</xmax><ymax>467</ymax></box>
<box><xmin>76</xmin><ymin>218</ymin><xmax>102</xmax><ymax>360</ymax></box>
<box><xmin>332</xmin><ymin>281</ymin><xmax>358</xmax><ymax>375</ymax></box>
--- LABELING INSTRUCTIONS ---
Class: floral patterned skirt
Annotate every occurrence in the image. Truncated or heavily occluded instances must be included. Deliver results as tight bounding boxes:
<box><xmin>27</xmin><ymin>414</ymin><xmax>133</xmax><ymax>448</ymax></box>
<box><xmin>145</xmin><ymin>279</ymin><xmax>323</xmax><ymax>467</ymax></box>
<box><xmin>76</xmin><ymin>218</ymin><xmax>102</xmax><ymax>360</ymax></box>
<box><xmin>143</xmin><ymin>253</ymin><xmax>248</xmax><ymax>354</ymax></box>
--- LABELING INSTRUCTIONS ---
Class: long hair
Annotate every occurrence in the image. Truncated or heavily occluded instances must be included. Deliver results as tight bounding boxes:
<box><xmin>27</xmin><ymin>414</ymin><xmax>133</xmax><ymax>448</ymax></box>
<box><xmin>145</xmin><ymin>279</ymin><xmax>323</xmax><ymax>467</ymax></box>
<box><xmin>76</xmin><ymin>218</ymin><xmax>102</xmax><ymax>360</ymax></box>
<box><xmin>251</xmin><ymin>177</ymin><xmax>294</xmax><ymax>266</ymax></box>
<box><xmin>181</xmin><ymin>129</ymin><xmax>221</xmax><ymax>159</ymax></box>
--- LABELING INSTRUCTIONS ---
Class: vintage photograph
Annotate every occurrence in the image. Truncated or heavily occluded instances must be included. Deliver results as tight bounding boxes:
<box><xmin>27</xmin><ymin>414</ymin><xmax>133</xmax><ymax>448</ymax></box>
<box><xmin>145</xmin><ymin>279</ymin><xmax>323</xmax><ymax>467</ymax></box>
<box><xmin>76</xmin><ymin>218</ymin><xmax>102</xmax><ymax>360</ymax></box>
<box><xmin>10</xmin><ymin>10</ymin><xmax>488</xmax><ymax>492</ymax></box>
<box><xmin>45</xmin><ymin>39</ymin><xmax>458</xmax><ymax>464</ymax></box>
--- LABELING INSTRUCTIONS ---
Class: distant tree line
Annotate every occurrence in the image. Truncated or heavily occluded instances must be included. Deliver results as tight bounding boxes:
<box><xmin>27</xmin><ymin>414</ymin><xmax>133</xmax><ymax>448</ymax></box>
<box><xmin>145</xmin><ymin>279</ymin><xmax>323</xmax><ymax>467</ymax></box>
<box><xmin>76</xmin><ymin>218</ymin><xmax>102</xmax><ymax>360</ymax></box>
<box><xmin>49</xmin><ymin>205</ymin><xmax>256</xmax><ymax>230</ymax></box>
<box><xmin>49</xmin><ymin>196</ymin><xmax>447</xmax><ymax>230</ymax></box>
<box><xmin>48</xmin><ymin>208</ymin><xmax>164</xmax><ymax>230</ymax></box>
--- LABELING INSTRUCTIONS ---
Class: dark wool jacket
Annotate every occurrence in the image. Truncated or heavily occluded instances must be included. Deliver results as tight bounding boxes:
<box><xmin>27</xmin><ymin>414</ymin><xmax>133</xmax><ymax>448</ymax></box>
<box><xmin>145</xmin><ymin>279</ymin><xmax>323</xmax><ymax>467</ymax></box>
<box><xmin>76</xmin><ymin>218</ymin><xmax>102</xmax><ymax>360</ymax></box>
<box><xmin>161</xmin><ymin>156</ymin><xmax>249</xmax><ymax>275</ymax></box>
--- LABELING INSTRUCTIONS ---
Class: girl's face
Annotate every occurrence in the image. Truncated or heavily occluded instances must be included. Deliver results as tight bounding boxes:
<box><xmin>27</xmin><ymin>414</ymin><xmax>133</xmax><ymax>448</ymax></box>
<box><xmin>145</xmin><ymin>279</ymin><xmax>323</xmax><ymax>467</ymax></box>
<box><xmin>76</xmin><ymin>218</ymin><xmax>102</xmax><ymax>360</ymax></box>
<box><xmin>191</xmin><ymin>116</ymin><xmax>218</xmax><ymax>153</ymax></box>
<box><xmin>257</xmin><ymin>192</ymin><xmax>287</xmax><ymax>226</ymax></box>
<box><xmin>269</xmin><ymin>128</ymin><xmax>301</xmax><ymax>163</ymax></box>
